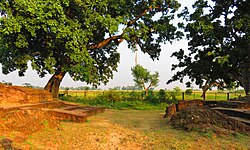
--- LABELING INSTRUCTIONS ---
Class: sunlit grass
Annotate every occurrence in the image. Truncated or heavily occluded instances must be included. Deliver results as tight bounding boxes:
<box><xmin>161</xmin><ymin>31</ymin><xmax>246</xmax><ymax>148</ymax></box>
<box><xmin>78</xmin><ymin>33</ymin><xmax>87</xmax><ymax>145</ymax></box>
<box><xmin>59</xmin><ymin>90</ymin><xmax>245</xmax><ymax>101</ymax></box>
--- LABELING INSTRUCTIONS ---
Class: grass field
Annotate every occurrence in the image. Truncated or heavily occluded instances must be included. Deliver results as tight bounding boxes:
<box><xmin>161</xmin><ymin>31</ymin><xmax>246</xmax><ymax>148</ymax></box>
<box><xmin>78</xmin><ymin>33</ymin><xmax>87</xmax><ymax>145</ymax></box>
<box><xmin>59</xmin><ymin>90</ymin><xmax>245</xmax><ymax>101</ymax></box>
<box><xmin>13</xmin><ymin>109</ymin><xmax>250</xmax><ymax>149</ymax></box>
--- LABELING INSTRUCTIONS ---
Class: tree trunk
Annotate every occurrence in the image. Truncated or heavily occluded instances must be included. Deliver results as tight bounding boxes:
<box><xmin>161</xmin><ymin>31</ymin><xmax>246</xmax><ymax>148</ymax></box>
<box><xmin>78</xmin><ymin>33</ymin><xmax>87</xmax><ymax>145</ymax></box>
<box><xmin>240</xmin><ymin>43</ymin><xmax>250</xmax><ymax>95</ymax></box>
<box><xmin>44</xmin><ymin>68</ymin><xmax>66</xmax><ymax>98</ymax></box>
<box><xmin>201</xmin><ymin>82</ymin><xmax>212</xmax><ymax>100</ymax></box>
<box><xmin>201</xmin><ymin>88</ymin><xmax>208</xmax><ymax>100</ymax></box>
<box><xmin>244</xmin><ymin>84</ymin><xmax>250</xmax><ymax>95</ymax></box>
<box><xmin>242</xmin><ymin>71</ymin><xmax>250</xmax><ymax>95</ymax></box>
<box><xmin>145</xmin><ymin>89</ymin><xmax>149</xmax><ymax>97</ymax></box>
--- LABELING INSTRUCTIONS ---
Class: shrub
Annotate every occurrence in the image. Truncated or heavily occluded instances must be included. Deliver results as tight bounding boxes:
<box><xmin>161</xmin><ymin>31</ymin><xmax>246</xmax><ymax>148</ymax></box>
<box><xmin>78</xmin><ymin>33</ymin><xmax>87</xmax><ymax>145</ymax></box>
<box><xmin>98</xmin><ymin>91</ymin><xmax>123</xmax><ymax>102</ymax></box>
<box><xmin>128</xmin><ymin>91</ymin><xmax>143</xmax><ymax>101</ymax></box>
<box><xmin>144</xmin><ymin>94</ymin><xmax>160</xmax><ymax>104</ymax></box>
<box><xmin>60</xmin><ymin>90</ymin><xmax>172</xmax><ymax>110</ymax></box>
<box><xmin>158</xmin><ymin>89</ymin><xmax>166</xmax><ymax>103</ymax></box>
<box><xmin>173</xmin><ymin>87</ymin><xmax>182</xmax><ymax>96</ymax></box>
<box><xmin>165</xmin><ymin>90</ymin><xmax>179</xmax><ymax>104</ymax></box>
<box><xmin>185</xmin><ymin>89</ymin><xmax>193</xmax><ymax>95</ymax></box>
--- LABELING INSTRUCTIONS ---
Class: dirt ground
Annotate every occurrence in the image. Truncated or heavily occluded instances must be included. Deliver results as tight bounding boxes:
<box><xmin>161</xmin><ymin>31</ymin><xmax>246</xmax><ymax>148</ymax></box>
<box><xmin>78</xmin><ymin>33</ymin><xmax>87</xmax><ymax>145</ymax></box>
<box><xmin>1</xmin><ymin>109</ymin><xmax>249</xmax><ymax>150</ymax></box>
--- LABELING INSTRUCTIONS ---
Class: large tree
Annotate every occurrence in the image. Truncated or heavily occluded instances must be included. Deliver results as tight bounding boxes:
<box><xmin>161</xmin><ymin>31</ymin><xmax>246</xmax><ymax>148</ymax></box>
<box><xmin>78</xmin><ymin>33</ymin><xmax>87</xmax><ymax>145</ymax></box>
<box><xmin>131</xmin><ymin>64</ymin><xmax>159</xmax><ymax>96</ymax></box>
<box><xmin>0</xmin><ymin>0</ymin><xmax>182</xmax><ymax>98</ymax></box>
<box><xmin>167</xmin><ymin>49</ymin><xmax>236</xmax><ymax>99</ymax></box>
<box><xmin>168</xmin><ymin>0</ymin><xmax>250</xmax><ymax>95</ymax></box>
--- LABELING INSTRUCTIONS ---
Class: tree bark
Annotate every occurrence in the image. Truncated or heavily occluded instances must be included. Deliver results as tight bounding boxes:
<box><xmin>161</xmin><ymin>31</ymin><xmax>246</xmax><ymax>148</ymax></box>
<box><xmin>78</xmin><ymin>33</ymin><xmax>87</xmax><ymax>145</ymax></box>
<box><xmin>201</xmin><ymin>88</ymin><xmax>208</xmax><ymax>100</ymax></box>
<box><xmin>244</xmin><ymin>43</ymin><xmax>250</xmax><ymax>95</ymax></box>
<box><xmin>241</xmin><ymin>68</ymin><xmax>250</xmax><ymax>95</ymax></box>
<box><xmin>239</xmin><ymin>43</ymin><xmax>250</xmax><ymax>95</ymax></box>
<box><xmin>44</xmin><ymin>68</ymin><xmax>66</xmax><ymax>98</ymax></box>
<box><xmin>145</xmin><ymin>89</ymin><xmax>149</xmax><ymax>97</ymax></box>
<box><xmin>201</xmin><ymin>81</ymin><xmax>214</xmax><ymax>100</ymax></box>
<box><xmin>243</xmin><ymin>83</ymin><xmax>250</xmax><ymax>95</ymax></box>
<box><xmin>144</xmin><ymin>83</ymin><xmax>153</xmax><ymax>97</ymax></box>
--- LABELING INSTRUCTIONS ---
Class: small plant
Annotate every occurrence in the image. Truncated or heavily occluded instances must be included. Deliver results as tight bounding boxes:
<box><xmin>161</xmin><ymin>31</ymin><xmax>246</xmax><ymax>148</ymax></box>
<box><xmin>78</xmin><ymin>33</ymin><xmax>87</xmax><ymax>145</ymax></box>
<box><xmin>158</xmin><ymin>89</ymin><xmax>166</xmax><ymax>103</ymax></box>
<box><xmin>165</xmin><ymin>90</ymin><xmax>179</xmax><ymax>104</ymax></box>
<box><xmin>0</xmin><ymin>136</ymin><xmax>6</xmax><ymax>140</ymax></box>
<box><xmin>100</xmin><ymin>91</ymin><xmax>123</xmax><ymax>102</ymax></box>
<box><xmin>128</xmin><ymin>91</ymin><xmax>142</xmax><ymax>101</ymax></box>
<box><xmin>185</xmin><ymin>89</ymin><xmax>193</xmax><ymax>95</ymax></box>
<box><xmin>42</xmin><ymin>120</ymin><xmax>49</xmax><ymax>127</ymax></box>
<box><xmin>173</xmin><ymin>86</ymin><xmax>182</xmax><ymax>96</ymax></box>
<box><xmin>144</xmin><ymin>94</ymin><xmax>159</xmax><ymax>104</ymax></box>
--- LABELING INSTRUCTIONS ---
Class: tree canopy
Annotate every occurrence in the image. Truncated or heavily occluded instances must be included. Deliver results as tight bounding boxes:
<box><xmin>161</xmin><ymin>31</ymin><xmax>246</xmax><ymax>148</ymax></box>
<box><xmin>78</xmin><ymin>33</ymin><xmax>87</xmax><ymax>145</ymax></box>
<box><xmin>131</xmin><ymin>64</ymin><xmax>159</xmax><ymax>95</ymax></box>
<box><xmin>0</xmin><ymin>0</ymin><xmax>182</xmax><ymax>97</ymax></box>
<box><xmin>168</xmin><ymin>0</ymin><xmax>250</xmax><ymax>95</ymax></box>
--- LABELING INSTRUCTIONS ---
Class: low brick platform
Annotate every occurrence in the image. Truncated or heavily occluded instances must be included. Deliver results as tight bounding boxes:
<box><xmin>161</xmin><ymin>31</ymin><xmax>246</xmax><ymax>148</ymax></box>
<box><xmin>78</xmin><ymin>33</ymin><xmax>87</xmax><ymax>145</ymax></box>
<box><xmin>0</xmin><ymin>101</ymin><xmax>105</xmax><ymax>123</ymax></box>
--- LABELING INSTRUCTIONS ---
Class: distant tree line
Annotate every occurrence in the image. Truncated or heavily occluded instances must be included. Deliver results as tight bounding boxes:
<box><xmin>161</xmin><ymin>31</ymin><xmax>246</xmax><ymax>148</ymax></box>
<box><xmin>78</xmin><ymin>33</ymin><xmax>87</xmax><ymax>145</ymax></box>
<box><xmin>109</xmin><ymin>85</ymin><xmax>142</xmax><ymax>91</ymax></box>
<box><xmin>60</xmin><ymin>86</ymin><xmax>100</xmax><ymax>91</ymax></box>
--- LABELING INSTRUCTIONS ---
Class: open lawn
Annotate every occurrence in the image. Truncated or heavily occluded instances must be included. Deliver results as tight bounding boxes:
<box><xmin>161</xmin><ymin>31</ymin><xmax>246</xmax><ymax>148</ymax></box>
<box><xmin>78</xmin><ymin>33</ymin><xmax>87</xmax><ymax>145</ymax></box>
<box><xmin>59</xmin><ymin>90</ymin><xmax>245</xmax><ymax>101</ymax></box>
<box><xmin>9</xmin><ymin>109</ymin><xmax>250</xmax><ymax>150</ymax></box>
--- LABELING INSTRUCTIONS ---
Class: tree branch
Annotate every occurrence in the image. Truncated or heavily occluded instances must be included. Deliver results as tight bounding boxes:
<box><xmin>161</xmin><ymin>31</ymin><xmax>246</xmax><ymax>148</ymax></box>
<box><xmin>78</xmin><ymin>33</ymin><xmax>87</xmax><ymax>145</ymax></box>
<box><xmin>147</xmin><ymin>82</ymin><xmax>153</xmax><ymax>91</ymax></box>
<box><xmin>87</xmin><ymin>35</ymin><xmax>124</xmax><ymax>49</ymax></box>
<box><xmin>88</xmin><ymin>5</ymin><xmax>156</xmax><ymax>50</ymax></box>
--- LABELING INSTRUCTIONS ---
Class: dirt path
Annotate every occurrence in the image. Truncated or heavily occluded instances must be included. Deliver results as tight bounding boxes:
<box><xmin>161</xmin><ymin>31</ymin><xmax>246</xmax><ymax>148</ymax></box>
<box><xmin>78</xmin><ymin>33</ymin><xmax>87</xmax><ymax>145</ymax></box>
<box><xmin>1</xmin><ymin>109</ymin><xmax>250</xmax><ymax>150</ymax></box>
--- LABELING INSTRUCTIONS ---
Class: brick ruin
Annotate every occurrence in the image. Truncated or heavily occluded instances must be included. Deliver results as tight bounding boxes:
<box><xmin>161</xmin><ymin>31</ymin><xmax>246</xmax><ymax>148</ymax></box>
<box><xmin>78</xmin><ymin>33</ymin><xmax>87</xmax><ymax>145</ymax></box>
<box><xmin>0</xmin><ymin>84</ymin><xmax>105</xmax><ymax>134</ymax></box>
<box><xmin>165</xmin><ymin>100</ymin><xmax>250</xmax><ymax>134</ymax></box>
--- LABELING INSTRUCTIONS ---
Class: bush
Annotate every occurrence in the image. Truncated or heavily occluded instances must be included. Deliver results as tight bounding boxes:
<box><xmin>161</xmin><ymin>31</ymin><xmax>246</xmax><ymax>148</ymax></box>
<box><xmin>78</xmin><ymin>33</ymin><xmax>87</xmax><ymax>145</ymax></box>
<box><xmin>173</xmin><ymin>87</ymin><xmax>182</xmax><ymax>96</ymax></box>
<box><xmin>144</xmin><ymin>95</ymin><xmax>159</xmax><ymax>104</ymax></box>
<box><xmin>60</xmin><ymin>90</ymin><xmax>170</xmax><ymax>110</ymax></box>
<box><xmin>128</xmin><ymin>91</ymin><xmax>143</xmax><ymax>101</ymax></box>
<box><xmin>185</xmin><ymin>89</ymin><xmax>193</xmax><ymax>95</ymax></box>
<box><xmin>98</xmin><ymin>91</ymin><xmax>123</xmax><ymax>102</ymax></box>
<box><xmin>158</xmin><ymin>89</ymin><xmax>166</xmax><ymax>103</ymax></box>
<box><xmin>165</xmin><ymin>90</ymin><xmax>179</xmax><ymax>104</ymax></box>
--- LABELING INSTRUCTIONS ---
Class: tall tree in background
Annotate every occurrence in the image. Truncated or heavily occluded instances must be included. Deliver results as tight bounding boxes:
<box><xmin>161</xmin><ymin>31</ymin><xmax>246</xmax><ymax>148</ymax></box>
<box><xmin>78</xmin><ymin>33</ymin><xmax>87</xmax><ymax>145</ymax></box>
<box><xmin>131</xmin><ymin>65</ymin><xmax>159</xmax><ymax>96</ymax></box>
<box><xmin>0</xmin><ymin>0</ymin><xmax>182</xmax><ymax>98</ymax></box>
<box><xmin>168</xmin><ymin>0</ymin><xmax>249</xmax><ymax>96</ymax></box>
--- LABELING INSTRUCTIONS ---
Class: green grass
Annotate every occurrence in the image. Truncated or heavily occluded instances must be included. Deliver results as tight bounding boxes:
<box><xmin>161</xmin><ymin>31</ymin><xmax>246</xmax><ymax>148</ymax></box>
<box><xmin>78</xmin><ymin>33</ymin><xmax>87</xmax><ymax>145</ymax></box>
<box><xmin>0</xmin><ymin>135</ymin><xmax>6</xmax><ymax>140</ymax></box>
<box><xmin>59</xmin><ymin>90</ymin><xmax>245</xmax><ymax>101</ymax></box>
<box><xmin>61</xmin><ymin>96</ymin><xmax>169</xmax><ymax>110</ymax></box>
<box><xmin>60</xmin><ymin>89</ymin><xmax>245</xmax><ymax>110</ymax></box>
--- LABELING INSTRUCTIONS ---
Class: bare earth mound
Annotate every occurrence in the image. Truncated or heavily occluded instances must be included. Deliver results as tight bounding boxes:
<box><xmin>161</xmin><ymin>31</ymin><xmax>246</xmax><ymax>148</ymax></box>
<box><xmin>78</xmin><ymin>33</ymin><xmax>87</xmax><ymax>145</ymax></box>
<box><xmin>0</xmin><ymin>84</ymin><xmax>53</xmax><ymax>104</ymax></box>
<box><xmin>169</xmin><ymin>106</ymin><xmax>250</xmax><ymax>135</ymax></box>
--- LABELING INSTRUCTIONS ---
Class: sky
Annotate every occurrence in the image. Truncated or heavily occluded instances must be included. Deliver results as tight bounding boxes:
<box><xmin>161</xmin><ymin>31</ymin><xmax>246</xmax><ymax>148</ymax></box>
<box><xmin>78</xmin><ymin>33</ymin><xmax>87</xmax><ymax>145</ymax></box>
<box><xmin>0</xmin><ymin>0</ymin><xmax>195</xmax><ymax>90</ymax></box>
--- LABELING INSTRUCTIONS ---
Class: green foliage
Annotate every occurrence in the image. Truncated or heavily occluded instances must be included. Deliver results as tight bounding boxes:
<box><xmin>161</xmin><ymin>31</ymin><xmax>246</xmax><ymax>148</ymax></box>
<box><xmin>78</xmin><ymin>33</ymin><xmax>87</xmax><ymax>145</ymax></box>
<box><xmin>144</xmin><ymin>91</ymin><xmax>160</xmax><ymax>104</ymax></box>
<box><xmin>158</xmin><ymin>89</ymin><xmax>166</xmax><ymax>102</ymax></box>
<box><xmin>185</xmin><ymin>89</ymin><xmax>193</xmax><ymax>96</ymax></box>
<box><xmin>60</xmin><ymin>89</ymin><xmax>174</xmax><ymax>110</ymax></box>
<box><xmin>121</xmin><ymin>85</ymin><xmax>142</xmax><ymax>90</ymax></box>
<box><xmin>165</xmin><ymin>88</ymin><xmax>180</xmax><ymax>104</ymax></box>
<box><xmin>109</xmin><ymin>86</ymin><xmax>121</xmax><ymax>90</ymax></box>
<box><xmin>172</xmin><ymin>86</ymin><xmax>182</xmax><ymax>99</ymax></box>
<box><xmin>23</xmin><ymin>83</ymin><xmax>33</xmax><ymax>88</ymax></box>
<box><xmin>168</xmin><ymin>0</ymin><xmax>249</xmax><ymax>94</ymax></box>
<box><xmin>128</xmin><ymin>91</ymin><xmax>143</xmax><ymax>101</ymax></box>
<box><xmin>60</xmin><ymin>86</ymin><xmax>98</xmax><ymax>90</ymax></box>
<box><xmin>62</xmin><ymin>94</ymin><xmax>168</xmax><ymax>110</ymax></box>
<box><xmin>97</xmin><ymin>91</ymin><xmax>123</xmax><ymax>103</ymax></box>
<box><xmin>131</xmin><ymin>65</ymin><xmax>159</xmax><ymax>92</ymax></box>
<box><xmin>0</xmin><ymin>0</ymin><xmax>181</xmax><ymax>90</ymax></box>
